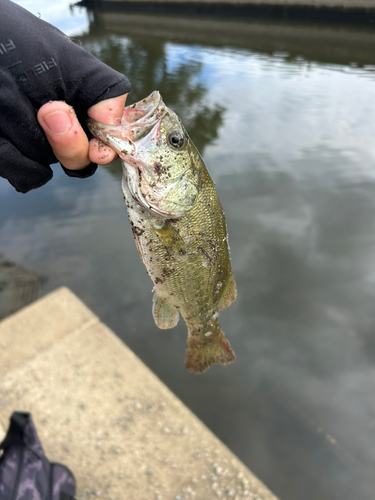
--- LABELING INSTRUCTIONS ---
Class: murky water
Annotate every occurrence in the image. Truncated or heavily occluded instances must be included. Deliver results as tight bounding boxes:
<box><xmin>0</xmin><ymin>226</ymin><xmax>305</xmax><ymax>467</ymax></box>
<box><xmin>2</xmin><ymin>3</ymin><xmax>375</xmax><ymax>499</ymax></box>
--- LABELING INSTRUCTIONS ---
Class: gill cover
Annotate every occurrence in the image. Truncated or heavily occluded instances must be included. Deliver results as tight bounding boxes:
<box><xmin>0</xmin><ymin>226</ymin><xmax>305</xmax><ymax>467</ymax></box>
<box><xmin>88</xmin><ymin>91</ymin><xmax>201</xmax><ymax>219</ymax></box>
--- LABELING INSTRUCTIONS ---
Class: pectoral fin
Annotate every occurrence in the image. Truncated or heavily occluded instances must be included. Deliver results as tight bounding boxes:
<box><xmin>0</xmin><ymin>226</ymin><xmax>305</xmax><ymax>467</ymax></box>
<box><xmin>152</xmin><ymin>292</ymin><xmax>179</xmax><ymax>329</ymax></box>
<box><xmin>152</xmin><ymin>220</ymin><xmax>187</xmax><ymax>259</ymax></box>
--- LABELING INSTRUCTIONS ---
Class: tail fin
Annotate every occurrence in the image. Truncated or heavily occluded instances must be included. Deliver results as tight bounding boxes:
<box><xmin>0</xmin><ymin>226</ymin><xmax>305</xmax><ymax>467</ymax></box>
<box><xmin>185</xmin><ymin>319</ymin><xmax>235</xmax><ymax>374</ymax></box>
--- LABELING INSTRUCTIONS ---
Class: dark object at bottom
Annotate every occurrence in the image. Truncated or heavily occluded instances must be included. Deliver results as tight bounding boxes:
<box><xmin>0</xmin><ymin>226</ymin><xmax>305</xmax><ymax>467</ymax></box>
<box><xmin>0</xmin><ymin>412</ymin><xmax>76</xmax><ymax>500</ymax></box>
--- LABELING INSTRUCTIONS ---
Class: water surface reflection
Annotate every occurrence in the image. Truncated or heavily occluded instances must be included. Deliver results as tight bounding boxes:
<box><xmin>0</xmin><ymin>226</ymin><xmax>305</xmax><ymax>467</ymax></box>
<box><xmin>2</xmin><ymin>6</ymin><xmax>375</xmax><ymax>500</ymax></box>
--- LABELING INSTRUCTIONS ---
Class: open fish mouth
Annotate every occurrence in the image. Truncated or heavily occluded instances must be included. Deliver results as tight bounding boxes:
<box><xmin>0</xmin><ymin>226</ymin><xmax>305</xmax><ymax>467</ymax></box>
<box><xmin>122</xmin><ymin>91</ymin><xmax>165</xmax><ymax>128</ymax></box>
<box><xmin>122</xmin><ymin>90</ymin><xmax>161</xmax><ymax>122</ymax></box>
<box><xmin>87</xmin><ymin>90</ymin><xmax>166</xmax><ymax>151</ymax></box>
<box><xmin>121</xmin><ymin>91</ymin><xmax>167</xmax><ymax>143</ymax></box>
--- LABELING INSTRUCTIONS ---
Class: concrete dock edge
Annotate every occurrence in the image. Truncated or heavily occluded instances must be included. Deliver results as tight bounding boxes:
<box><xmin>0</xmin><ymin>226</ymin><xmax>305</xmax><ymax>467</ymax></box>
<box><xmin>0</xmin><ymin>287</ymin><xmax>279</xmax><ymax>500</ymax></box>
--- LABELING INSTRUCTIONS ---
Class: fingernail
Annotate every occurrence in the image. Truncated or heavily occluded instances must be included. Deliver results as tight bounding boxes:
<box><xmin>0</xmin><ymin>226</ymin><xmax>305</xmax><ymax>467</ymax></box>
<box><xmin>42</xmin><ymin>110</ymin><xmax>72</xmax><ymax>135</ymax></box>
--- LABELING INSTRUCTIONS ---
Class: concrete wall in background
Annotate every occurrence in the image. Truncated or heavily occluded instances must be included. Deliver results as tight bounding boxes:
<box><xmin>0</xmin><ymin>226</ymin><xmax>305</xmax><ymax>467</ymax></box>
<box><xmin>98</xmin><ymin>0</ymin><xmax>375</xmax><ymax>6</ymax></box>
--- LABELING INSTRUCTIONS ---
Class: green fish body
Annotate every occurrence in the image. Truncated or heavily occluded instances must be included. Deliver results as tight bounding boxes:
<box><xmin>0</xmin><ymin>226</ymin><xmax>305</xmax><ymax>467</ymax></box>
<box><xmin>88</xmin><ymin>91</ymin><xmax>236</xmax><ymax>373</ymax></box>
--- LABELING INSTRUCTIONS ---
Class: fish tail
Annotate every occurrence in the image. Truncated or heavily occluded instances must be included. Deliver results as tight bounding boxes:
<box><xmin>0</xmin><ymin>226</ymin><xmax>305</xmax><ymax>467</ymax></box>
<box><xmin>185</xmin><ymin>319</ymin><xmax>235</xmax><ymax>374</ymax></box>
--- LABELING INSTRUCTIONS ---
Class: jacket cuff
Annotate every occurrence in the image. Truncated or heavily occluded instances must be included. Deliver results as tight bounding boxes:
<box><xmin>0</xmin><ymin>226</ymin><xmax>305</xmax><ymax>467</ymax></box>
<box><xmin>61</xmin><ymin>162</ymin><xmax>98</xmax><ymax>179</ymax></box>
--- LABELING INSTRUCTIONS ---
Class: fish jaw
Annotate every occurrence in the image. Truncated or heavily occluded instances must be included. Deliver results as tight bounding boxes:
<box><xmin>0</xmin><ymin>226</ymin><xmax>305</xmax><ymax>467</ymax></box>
<box><xmin>86</xmin><ymin>118</ymin><xmax>136</xmax><ymax>157</ymax></box>
<box><xmin>87</xmin><ymin>90</ymin><xmax>165</xmax><ymax>157</ymax></box>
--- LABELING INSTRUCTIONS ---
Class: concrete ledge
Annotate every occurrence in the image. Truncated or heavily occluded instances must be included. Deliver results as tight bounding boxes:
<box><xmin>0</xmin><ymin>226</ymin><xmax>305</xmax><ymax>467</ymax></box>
<box><xmin>0</xmin><ymin>288</ymin><xmax>278</xmax><ymax>500</ymax></box>
<box><xmin>0</xmin><ymin>287</ymin><xmax>96</xmax><ymax>377</ymax></box>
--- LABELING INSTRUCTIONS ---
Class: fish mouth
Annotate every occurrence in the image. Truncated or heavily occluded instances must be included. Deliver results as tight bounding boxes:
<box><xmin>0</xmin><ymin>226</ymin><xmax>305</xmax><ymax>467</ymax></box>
<box><xmin>121</xmin><ymin>91</ymin><xmax>164</xmax><ymax>127</ymax></box>
<box><xmin>88</xmin><ymin>91</ymin><xmax>184</xmax><ymax>218</ymax></box>
<box><xmin>87</xmin><ymin>90</ymin><xmax>166</xmax><ymax>155</ymax></box>
<box><xmin>121</xmin><ymin>91</ymin><xmax>166</xmax><ymax>143</ymax></box>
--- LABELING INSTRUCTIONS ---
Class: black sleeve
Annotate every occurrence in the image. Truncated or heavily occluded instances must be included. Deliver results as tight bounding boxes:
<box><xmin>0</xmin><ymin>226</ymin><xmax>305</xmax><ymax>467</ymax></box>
<box><xmin>0</xmin><ymin>0</ymin><xmax>131</xmax><ymax>193</ymax></box>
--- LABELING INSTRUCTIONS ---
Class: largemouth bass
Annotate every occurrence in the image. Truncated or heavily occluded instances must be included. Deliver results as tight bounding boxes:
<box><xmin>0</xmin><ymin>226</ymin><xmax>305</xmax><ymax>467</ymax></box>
<box><xmin>88</xmin><ymin>91</ymin><xmax>236</xmax><ymax>374</ymax></box>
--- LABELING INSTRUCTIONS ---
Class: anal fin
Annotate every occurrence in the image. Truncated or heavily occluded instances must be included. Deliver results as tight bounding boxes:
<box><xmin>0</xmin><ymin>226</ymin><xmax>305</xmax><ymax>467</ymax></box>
<box><xmin>152</xmin><ymin>292</ymin><xmax>179</xmax><ymax>329</ymax></box>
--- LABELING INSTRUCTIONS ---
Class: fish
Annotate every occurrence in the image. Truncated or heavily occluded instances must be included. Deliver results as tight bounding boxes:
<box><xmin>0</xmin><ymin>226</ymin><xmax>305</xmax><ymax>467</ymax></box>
<box><xmin>87</xmin><ymin>91</ymin><xmax>237</xmax><ymax>374</ymax></box>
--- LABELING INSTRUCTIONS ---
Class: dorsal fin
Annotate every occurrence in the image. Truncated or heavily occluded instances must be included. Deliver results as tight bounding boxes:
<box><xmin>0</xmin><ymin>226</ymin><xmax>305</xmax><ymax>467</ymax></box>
<box><xmin>218</xmin><ymin>273</ymin><xmax>237</xmax><ymax>311</ymax></box>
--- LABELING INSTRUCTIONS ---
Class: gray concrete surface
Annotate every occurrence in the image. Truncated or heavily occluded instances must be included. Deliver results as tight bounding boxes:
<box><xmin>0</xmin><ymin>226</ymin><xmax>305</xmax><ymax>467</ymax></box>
<box><xmin>0</xmin><ymin>287</ymin><xmax>279</xmax><ymax>500</ymax></box>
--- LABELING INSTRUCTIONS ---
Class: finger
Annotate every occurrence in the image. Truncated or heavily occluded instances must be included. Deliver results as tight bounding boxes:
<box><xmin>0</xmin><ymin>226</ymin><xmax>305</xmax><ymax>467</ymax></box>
<box><xmin>88</xmin><ymin>94</ymin><xmax>127</xmax><ymax>165</ymax></box>
<box><xmin>88</xmin><ymin>94</ymin><xmax>128</xmax><ymax>125</ymax></box>
<box><xmin>89</xmin><ymin>138</ymin><xmax>118</xmax><ymax>165</ymax></box>
<box><xmin>37</xmin><ymin>101</ymin><xmax>90</xmax><ymax>171</ymax></box>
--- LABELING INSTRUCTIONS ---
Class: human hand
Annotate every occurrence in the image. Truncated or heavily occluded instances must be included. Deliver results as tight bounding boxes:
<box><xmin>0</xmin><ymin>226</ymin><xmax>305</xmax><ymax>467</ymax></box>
<box><xmin>0</xmin><ymin>0</ymin><xmax>131</xmax><ymax>193</ymax></box>
<box><xmin>37</xmin><ymin>94</ymin><xmax>128</xmax><ymax>171</ymax></box>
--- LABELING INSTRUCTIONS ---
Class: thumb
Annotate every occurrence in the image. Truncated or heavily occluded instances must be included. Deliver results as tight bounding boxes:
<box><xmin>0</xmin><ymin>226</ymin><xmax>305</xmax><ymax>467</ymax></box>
<box><xmin>37</xmin><ymin>101</ymin><xmax>91</xmax><ymax>171</ymax></box>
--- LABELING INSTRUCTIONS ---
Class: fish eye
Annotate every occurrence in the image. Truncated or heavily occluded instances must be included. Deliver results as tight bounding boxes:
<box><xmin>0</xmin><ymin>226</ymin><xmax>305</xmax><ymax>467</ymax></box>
<box><xmin>168</xmin><ymin>131</ymin><xmax>185</xmax><ymax>149</ymax></box>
